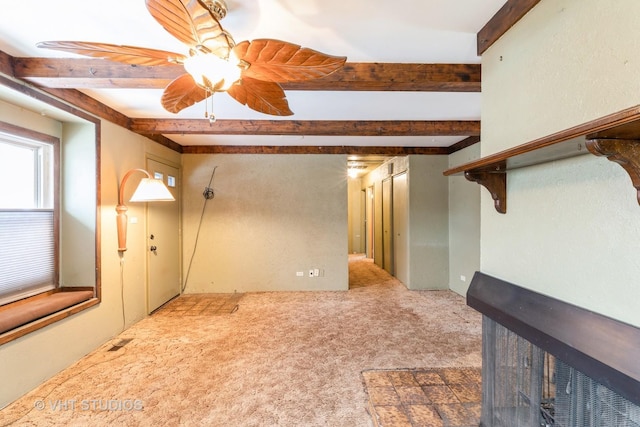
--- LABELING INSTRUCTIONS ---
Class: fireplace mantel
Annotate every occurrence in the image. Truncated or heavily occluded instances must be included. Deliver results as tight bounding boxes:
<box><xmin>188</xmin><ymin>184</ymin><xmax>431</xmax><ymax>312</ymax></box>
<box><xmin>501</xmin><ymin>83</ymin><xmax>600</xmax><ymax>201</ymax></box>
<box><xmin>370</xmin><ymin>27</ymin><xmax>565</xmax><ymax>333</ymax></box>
<box><xmin>444</xmin><ymin>105</ymin><xmax>640</xmax><ymax>213</ymax></box>
<box><xmin>467</xmin><ymin>271</ymin><xmax>640</xmax><ymax>407</ymax></box>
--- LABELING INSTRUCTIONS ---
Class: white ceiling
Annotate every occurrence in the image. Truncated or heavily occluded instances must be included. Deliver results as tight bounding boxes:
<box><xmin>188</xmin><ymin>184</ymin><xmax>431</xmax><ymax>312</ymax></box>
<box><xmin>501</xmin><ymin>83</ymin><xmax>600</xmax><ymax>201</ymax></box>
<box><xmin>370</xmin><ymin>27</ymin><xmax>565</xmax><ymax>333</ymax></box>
<box><xmin>0</xmin><ymin>0</ymin><xmax>506</xmax><ymax>147</ymax></box>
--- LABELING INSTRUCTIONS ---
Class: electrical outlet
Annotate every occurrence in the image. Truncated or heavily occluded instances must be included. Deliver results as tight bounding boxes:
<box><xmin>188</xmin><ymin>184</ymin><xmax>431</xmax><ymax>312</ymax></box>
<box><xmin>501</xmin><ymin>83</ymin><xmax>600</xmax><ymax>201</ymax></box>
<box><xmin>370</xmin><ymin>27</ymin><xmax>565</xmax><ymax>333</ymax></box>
<box><xmin>460</xmin><ymin>275</ymin><xmax>466</xmax><ymax>282</ymax></box>
<box><xmin>296</xmin><ymin>271</ymin><xmax>304</xmax><ymax>277</ymax></box>
<box><xmin>313</xmin><ymin>268</ymin><xmax>320</xmax><ymax>277</ymax></box>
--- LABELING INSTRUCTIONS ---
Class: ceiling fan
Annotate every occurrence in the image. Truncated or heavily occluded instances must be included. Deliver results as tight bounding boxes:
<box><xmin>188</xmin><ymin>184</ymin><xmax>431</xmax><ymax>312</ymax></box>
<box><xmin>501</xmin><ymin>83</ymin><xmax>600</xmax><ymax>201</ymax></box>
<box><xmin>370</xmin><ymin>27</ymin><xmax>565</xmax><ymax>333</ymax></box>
<box><xmin>37</xmin><ymin>0</ymin><xmax>347</xmax><ymax>119</ymax></box>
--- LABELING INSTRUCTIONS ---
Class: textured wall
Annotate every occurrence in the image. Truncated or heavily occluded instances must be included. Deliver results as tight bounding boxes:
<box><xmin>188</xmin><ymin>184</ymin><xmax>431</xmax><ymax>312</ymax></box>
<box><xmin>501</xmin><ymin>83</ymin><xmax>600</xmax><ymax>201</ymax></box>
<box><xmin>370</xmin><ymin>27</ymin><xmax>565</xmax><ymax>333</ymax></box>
<box><xmin>407</xmin><ymin>155</ymin><xmax>449</xmax><ymax>289</ymax></box>
<box><xmin>181</xmin><ymin>154</ymin><xmax>348</xmax><ymax>292</ymax></box>
<box><xmin>448</xmin><ymin>144</ymin><xmax>480</xmax><ymax>295</ymax></box>
<box><xmin>481</xmin><ymin>0</ymin><xmax>640</xmax><ymax>326</ymax></box>
<box><xmin>60</xmin><ymin>122</ymin><xmax>96</xmax><ymax>286</ymax></box>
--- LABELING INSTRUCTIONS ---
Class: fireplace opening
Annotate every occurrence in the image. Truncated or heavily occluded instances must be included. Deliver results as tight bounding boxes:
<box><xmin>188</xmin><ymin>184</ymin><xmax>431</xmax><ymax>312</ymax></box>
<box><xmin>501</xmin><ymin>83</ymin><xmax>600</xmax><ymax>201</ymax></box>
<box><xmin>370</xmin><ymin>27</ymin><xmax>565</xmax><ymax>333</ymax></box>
<box><xmin>484</xmin><ymin>317</ymin><xmax>640</xmax><ymax>426</ymax></box>
<box><xmin>467</xmin><ymin>272</ymin><xmax>640</xmax><ymax>427</ymax></box>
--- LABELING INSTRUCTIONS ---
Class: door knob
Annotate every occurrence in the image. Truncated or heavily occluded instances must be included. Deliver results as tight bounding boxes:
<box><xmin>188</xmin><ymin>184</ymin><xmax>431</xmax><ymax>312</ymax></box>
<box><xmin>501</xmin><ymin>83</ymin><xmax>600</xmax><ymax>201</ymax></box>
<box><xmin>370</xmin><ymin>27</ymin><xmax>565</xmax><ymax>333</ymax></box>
<box><xmin>150</xmin><ymin>245</ymin><xmax>157</xmax><ymax>254</ymax></box>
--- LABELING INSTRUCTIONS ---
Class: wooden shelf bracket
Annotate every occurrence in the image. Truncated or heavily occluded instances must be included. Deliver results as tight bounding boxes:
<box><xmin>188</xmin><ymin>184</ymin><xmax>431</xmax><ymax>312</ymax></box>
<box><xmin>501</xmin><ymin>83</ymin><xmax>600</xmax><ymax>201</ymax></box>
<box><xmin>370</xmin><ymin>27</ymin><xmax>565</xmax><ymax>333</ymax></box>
<box><xmin>444</xmin><ymin>106</ymin><xmax>640</xmax><ymax>213</ymax></box>
<box><xmin>465</xmin><ymin>170</ymin><xmax>507</xmax><ymax>214</ymax></box>
<box><xmin>586</xmin><ymin>138</ymin><xmax>640</xmax><ymax>205</ymax></box>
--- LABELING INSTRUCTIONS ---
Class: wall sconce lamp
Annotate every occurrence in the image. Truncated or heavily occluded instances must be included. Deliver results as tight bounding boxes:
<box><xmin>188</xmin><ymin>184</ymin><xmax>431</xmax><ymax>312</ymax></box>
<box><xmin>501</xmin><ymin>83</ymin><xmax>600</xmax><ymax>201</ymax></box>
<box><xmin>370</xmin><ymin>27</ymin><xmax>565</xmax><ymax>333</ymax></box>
<box><xmin>116</xmin><ymin>168</ymin><xmax>175</xmax><ymax>252</ymax></box>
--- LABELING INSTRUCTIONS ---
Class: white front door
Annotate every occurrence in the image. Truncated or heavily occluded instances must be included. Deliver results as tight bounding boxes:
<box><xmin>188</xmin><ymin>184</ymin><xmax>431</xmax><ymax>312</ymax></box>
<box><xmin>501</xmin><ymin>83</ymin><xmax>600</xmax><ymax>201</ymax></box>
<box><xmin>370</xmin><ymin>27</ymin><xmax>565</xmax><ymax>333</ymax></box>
<box><xmin>146</xmin><ymin>158</ymin><xmax>181</xmax><ymax>313</ymax></box>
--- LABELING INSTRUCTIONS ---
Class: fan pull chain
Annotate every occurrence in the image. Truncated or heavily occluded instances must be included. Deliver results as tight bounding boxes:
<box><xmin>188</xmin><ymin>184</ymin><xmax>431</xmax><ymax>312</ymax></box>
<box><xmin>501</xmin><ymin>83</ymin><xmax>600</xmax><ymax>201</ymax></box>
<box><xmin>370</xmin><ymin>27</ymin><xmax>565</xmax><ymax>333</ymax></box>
<box><xmin>204</xmin><ymin>89</ymin><xmax>217</xmax><ymax>124</ymax></box>
<box><xmin>209</xmin><ymin>92</ymin><xmax>216</xmax><ymax>124</ymax></box>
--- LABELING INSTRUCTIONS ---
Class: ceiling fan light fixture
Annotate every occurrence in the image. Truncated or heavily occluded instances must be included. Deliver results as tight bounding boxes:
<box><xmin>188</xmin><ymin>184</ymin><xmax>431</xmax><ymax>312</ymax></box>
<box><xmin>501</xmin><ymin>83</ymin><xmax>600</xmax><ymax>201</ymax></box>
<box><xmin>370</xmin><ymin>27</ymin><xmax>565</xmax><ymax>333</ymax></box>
<box><xmin>36</xmin><ymin>0</ymin><xmax>346</xmax><ymax>116</ymax></box>
<box><xmin>183</xmin><ymin>51</ymin><xmax>241</xmax><ymax>92</ymax></box>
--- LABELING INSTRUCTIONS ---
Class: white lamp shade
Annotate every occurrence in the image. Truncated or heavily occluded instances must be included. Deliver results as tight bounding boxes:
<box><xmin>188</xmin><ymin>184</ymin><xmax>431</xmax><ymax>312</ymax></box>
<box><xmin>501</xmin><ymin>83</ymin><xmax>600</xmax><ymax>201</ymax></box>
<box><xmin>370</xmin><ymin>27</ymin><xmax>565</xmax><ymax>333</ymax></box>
<box><xmin>129</xmin><ymin>178</ymin><xmax>175</xmax><ymax>202</ymax></box>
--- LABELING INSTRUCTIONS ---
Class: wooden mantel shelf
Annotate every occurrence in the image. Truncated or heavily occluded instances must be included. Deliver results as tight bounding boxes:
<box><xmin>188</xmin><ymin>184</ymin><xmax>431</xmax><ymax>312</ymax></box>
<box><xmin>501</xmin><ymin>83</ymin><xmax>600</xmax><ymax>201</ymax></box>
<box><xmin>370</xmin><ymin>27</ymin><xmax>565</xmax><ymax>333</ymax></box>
<box><xmin>443</xmin><ymin>105</ymin><xmax>640</xmax><ymax>213</ymax></box>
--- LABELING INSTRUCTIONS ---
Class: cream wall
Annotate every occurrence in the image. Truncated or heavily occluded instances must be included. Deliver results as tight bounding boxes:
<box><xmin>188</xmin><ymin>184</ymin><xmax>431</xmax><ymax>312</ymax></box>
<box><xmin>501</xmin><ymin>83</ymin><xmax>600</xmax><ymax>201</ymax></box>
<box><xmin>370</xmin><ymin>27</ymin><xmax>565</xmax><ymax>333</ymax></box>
<box><xmin>181</xmin><ymin>154</ymin><xmax>348</xmax><ymax>292</ymax></box>
<box><xmin>448</xmin><ymin>144</ymin><xmax>480</xmax><ymax>295</ymax></box>
<box><xmin>407</xmin><ymin>155</ymin><xmax>449</xmax><ymax>289</ymax></box>
<box><xmin>60</xmin><ymin>122</ymin><xmax>96</xmax><ymax>286</ymax></box>
<box><xmin>347</xmin><ymin>177</ymin><xmax>365</xmax><ymax>254</ymax></box>
<box><xmin>0</xmin><ymin>95</ymin><xmax>180</xmax><ymax>407</ymax></box>
<box><xmin>481</xmin><ymin>0</ymin><xmax>640</xmax><ymax>327</ymax></box>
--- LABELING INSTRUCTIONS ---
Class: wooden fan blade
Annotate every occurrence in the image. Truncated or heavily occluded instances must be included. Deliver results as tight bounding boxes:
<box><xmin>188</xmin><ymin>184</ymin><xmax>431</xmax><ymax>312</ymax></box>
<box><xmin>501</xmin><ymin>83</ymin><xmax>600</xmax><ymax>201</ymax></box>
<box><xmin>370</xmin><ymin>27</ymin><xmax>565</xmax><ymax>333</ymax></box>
<box><xmin>227</xmin><ymin>77</ymin><xmax>293</xmax><ymax>116</ymax></box>
<box><xmin>145</xmin><ymin>0</ymin><xmax>232</xmax><ymax>58</ymax></box>
<box><xmin>161</xmin><ymin>73</ymin><xmax>209</xmax><ymax>113</ymax></box>
<box><xmin>36</xmin><ymin>41</ymin><xmax>185</xmax><ymax>66</ymax></box>
<box><xmin>233</xmin><ymin>39</ymin><xmax>347</xmax><ymax>83</ymax></box>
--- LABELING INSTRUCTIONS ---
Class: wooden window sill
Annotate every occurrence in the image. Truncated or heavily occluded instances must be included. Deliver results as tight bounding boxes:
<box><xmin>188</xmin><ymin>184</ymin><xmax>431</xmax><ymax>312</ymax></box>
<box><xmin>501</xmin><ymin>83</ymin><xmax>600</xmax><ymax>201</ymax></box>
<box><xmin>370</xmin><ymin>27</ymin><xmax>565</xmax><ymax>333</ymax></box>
<box><xmin>0</xmin><ymin>290</ymin><xmax>97</xmax><ymax>346</ymax></box>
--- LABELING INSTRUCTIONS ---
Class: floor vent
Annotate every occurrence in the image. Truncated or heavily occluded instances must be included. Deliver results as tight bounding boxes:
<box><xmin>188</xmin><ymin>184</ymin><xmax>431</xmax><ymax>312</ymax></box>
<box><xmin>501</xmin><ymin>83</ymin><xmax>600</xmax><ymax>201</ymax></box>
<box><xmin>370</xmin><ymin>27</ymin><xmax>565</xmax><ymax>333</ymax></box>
<box><xmin>107</xmin><ymin>338</ymin><xmax>133</xmax><ymax>351</ymax></box>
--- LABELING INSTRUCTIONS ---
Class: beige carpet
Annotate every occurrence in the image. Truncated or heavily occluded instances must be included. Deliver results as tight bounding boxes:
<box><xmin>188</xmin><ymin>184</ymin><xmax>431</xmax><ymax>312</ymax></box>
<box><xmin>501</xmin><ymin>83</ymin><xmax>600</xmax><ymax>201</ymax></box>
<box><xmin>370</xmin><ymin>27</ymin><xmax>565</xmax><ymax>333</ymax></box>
<box><xmin>1</xmin><ymin>257</ymin><xmax>481</xmax><ymax>426</ymax></box>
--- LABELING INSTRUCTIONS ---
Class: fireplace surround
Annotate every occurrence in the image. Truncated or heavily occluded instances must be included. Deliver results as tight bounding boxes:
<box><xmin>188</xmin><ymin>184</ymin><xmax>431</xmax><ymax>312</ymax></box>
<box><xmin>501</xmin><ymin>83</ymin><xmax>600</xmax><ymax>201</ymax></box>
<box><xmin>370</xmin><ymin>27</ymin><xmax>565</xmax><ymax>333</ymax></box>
<box><xmin>467</xmin><ymin>272</ymin><xmax>640</xmax><ymax>426</ymax></box>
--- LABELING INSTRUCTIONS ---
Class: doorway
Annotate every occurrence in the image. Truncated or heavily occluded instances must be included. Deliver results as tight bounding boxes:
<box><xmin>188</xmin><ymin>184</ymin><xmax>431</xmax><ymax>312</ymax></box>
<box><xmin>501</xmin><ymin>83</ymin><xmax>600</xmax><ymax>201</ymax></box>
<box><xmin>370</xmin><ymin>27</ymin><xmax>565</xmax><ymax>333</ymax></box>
<box><xmin>146</xmin><ymin>157</ymin><xmax>181</xmax><ymax>313</ymax></box>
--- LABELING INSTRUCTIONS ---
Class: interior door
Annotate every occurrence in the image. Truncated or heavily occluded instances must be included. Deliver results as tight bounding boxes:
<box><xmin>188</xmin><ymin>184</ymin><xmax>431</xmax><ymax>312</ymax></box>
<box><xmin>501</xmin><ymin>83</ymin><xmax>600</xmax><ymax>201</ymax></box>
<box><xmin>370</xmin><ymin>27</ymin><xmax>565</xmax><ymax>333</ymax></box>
<box><xmin>358</xmin><ymin>189</ymin><xmax>366</xmax><ymax>254</ymax></box>
<box><xmin>365</xmin><ymin>186</ymin><xmax>374</xmax><ymax>259</ymax></box>
<box><xmin>146</xmin><ymin>158</ymin><xmax>180</xmax><ymax>313</ymax></box>
<box><xmin>393</xmin><ymin>172</ymin><xmax>409</xmax><ymax>286</ymax></box>
<box><xmin>382</xmin><ymin>178</ymin><xmax>393</xmax><ymax>274</ymax></box>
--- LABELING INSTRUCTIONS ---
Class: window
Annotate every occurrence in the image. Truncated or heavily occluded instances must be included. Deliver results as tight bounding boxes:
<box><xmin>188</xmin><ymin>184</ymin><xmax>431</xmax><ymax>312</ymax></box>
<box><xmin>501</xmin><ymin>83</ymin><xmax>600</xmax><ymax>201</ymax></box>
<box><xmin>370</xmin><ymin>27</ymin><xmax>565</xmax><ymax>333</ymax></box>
<box><xmin>0</xmin><ymin>125</ymin><xmax>59</xmax><ymax>305</ymax></box>
<box><xmin>0</xmin><ymin>80</ymin><xmax>100</xmax><ymax>345</ymax></box>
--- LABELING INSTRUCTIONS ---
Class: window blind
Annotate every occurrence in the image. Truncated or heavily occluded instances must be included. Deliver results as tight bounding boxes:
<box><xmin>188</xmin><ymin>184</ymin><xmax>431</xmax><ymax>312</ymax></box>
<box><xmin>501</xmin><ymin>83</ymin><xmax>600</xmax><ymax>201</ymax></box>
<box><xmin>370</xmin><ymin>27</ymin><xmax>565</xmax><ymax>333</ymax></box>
<box><xmin>0</xmin><ymin>210</ymin><xmax>55</xmax><ymax>303</ymax></box>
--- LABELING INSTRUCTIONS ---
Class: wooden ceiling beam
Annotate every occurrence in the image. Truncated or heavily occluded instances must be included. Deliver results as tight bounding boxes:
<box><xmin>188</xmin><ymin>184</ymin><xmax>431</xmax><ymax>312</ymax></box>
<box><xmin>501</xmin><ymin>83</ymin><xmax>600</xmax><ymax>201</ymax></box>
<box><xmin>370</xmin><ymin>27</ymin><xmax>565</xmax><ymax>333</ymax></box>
<box><xmin>477</xmin><ymin>0</ymin><xmax>542</xmax><ymax>55</ymax></box>
<box><xmin>13</xmin><ymin>58</ymin><xmax>481</xmax><ymax>92</ymax></box>
<box><xmin>0</xmin><ymin>50</ymin><xmax>14</xmax><ymax>76</ymax></box>
<box><xmin>42</xmin><ymin>87</ymin><xmax>131</xmax><ymax>128</ymax></box>
<box><xmin>182</xmin><ymin>145</ymin><xmax>454</xmax><ymax>155</ymax></box>
<box><xmin>2</xmin><ymin>50</ymin><xmax>482</xmax><ymax>154</ymax></box>
<box><xmin>286</xmin><ymin>63</ymin><xmax>481</xmax><ymax>92</ymax></box>
<box><xmin>130</xmin><ymin>119</ymin><xmax>480</xmax><ymax>137</ymax></box>
<box><xmin>37</xmin><ymin>87</ymin><xmax>184</xmax><ymax>152</ymax></box>
<box><xmin>13</xmin><ymin>59</ymin><xmax>182</xmax><ymax>89</ymax></box>
<box><xmin>448</xmin><ymin>136</ymin><xmax>481</xmax><ymax>153</ymax></box>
